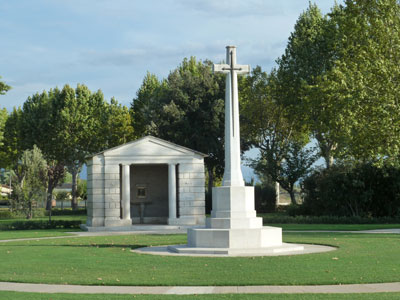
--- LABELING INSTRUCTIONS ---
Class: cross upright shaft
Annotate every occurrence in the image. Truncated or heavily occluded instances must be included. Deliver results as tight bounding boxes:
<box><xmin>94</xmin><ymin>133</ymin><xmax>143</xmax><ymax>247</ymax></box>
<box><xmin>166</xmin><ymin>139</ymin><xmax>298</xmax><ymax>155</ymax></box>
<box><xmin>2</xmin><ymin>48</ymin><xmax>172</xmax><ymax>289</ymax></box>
<box><xmin>213</xmin><ymin>46</ymin><xmax>250</xmax><ymax>187</ymax></box>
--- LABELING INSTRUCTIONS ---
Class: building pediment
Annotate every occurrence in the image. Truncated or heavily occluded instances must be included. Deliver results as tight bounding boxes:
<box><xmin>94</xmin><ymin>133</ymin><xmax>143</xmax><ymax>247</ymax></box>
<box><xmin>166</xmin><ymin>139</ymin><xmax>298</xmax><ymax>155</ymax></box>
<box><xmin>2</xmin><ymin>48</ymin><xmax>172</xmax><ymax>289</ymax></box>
<box><xmin>91</xmin><ymin>136</ymin><xmax>207</xmax><ymax>159</ymax></box>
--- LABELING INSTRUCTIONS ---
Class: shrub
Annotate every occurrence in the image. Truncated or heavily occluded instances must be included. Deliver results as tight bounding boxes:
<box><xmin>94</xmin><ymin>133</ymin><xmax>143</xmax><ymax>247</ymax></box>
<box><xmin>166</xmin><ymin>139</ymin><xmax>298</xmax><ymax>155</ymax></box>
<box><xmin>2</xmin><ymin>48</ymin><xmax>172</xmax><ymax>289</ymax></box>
<box><xmin>0</xmin><ymin>209</ymin><xmax>46</xmax><ymax>219</ymax></box>
<box><xmin>300</xmin><ymin>163</ymin><xmax>400</xmax><ymax>217</ymax></box>
<box><xmin>254</xmin><ymin>183</ymin><xmax>276</xmax><ymax>213</ymax></box>
<box><xmin>46</xmin><ymin>208</ymin><xmax>87</xmax><ymax>216</ymax></box>
<box><xmin>263</xmin><ymin>214</ymin><xmax>400</xmax><ymax>224</ymax></box>
<box><xmin>1</xmin><ymin>220</ymin><xmax>82</xmax><ymax>230</ymax></box>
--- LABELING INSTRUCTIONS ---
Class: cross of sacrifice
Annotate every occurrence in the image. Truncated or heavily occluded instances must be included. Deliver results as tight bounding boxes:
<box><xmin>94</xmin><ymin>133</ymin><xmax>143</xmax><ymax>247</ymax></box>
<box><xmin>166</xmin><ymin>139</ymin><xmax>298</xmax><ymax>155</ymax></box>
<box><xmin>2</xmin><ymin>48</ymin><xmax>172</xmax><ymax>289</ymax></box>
<box><xmin>213</xmin><ymin>46</ymin><xmax>250</xmax><ymax>137</ymax></box>
<box><xmin>213</xmin><ymin>46</ymin><xmax>250</xmax><ymax>187</ymax></box>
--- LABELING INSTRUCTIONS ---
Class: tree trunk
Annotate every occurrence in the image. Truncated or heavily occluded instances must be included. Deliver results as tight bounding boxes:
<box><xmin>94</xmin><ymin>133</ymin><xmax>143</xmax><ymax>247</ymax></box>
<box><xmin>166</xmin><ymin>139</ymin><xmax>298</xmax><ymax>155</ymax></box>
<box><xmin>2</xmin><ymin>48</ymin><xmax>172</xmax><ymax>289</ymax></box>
<box><xmin>275</xmin><ymin>181</ymin><xmax>280</xmax><ymax>206</ymax></box>
<box><xmin>71</xmin><ymin>168</ymin><xmax>78</xmax><ymax>210</ymax></box>
<box><xmin>27</xmin><ymin>198</ymin><xmax>32</xmax><ymax>219</ymax></box>
<box><xmin>324</xmin><ymin>154</ymin><xmax>334</xmax><ymax>169</ymax></box>
<box><xmin>46</xmin><ymin>184</ymin><xmax>54</xmax><ymax>222</ymax></box>
<box><xmin>289</xmin><ymin>189</ymin><xmax>296</xmax><ymax>205</ymax></box>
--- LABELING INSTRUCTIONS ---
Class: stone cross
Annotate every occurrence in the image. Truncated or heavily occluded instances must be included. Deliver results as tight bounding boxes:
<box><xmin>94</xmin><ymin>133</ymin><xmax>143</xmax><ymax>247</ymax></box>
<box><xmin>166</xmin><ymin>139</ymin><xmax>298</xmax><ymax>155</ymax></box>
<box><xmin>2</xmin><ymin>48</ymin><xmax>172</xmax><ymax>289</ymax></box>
<box><xmin>213</xmin><ymin>46</ymin><xmax>250</xmax><ymax>187</ymax></box>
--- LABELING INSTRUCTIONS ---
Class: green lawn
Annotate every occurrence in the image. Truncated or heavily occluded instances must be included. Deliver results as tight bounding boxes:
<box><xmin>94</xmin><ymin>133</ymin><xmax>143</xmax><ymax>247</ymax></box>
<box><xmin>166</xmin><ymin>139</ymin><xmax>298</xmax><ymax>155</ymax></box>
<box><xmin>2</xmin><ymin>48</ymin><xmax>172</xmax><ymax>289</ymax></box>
<box><xmin>0</xmin><ymin>232</ymin><xmax>399</xmax><ymax>286</ymax></box>
<box><xmin>0</xmin><ymin>229</ymin><xmax>78</xmax><ymax>240</ymax></box>
<box><xmin>0</xmin><ymin>292</ymin><xmax>400</xmax><ymax>300</ymax></box>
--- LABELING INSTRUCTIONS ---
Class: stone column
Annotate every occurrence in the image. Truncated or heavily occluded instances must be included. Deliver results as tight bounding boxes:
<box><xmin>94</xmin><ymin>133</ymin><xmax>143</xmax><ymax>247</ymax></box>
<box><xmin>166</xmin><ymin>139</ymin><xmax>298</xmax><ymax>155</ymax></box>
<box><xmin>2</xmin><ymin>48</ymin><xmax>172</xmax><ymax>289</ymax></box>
<box><xmin>168</xmin><ymin>163</ymin><xmax>177</xmax><ymax>223</ymax></box>
<box><xmin>121</xmin><ymin>164</ymin><xmax>131</xmax><ymax>221</ymax></box>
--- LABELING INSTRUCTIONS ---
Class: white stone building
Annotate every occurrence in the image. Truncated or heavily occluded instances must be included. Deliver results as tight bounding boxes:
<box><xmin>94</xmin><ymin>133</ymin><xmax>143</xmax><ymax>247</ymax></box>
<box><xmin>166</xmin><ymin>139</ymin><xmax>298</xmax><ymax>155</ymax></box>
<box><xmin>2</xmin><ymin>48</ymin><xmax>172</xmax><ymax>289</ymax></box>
<box><xmin>84</xmin><ymin>136</ymin><xmax>206</xmax><ymax>229</ymax></box>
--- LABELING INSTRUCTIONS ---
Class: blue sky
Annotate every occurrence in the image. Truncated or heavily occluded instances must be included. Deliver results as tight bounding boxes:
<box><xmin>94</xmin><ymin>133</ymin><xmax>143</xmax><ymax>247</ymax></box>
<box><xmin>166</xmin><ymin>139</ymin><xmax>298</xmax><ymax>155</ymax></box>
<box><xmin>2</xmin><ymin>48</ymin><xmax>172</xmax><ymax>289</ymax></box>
<box><xmin>0</xmin><ymin>0</ymin><xmax>339</xmax><ymax>180</ymax></box>
<box><xmin>0</xmin><ymin>0</ymin><xmax>339</xmax><ymax>111</ymax></box>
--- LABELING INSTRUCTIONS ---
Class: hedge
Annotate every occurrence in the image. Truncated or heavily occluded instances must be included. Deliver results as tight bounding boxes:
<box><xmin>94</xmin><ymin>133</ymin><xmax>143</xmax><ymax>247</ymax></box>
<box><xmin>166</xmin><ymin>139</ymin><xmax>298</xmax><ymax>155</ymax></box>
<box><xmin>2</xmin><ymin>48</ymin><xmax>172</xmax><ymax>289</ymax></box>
<box><xmin>262</xmin><ymin>213</ymin><xmax>400</xmax><ymax>224</ymax></box>
<box><xmin>300</xmin><ymin>163</ymin><xmax>400</xmax><ymax>218</ymax></box>
<box><xmin>0</xmin><ymin>220</ymin><xmax>82</xmax><ymax>230</ymax></box>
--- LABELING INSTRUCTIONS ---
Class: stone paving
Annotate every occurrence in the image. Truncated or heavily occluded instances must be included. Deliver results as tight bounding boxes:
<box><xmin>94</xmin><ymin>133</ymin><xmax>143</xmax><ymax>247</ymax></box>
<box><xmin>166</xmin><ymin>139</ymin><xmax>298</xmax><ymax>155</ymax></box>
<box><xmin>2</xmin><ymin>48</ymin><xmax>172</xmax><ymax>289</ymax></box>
<box><xmin>1</xmin><ymin>281</ymin><xmax>400</xmax><ymax>295</ymax></box>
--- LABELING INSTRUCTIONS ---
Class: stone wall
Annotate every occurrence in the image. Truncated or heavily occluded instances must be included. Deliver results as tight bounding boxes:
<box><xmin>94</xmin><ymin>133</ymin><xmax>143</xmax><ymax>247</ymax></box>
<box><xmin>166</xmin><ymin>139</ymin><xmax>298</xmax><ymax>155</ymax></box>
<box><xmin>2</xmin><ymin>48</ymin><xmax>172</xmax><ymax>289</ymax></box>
<box><xmin>177</xmin><ymin>162</ymin><xmax>205</xmax><ymax>225</ymax></box>
<box><xmin>86</xmin><ymin>155</ymin><xmax>105</xmax><ymax>227</ymax></box>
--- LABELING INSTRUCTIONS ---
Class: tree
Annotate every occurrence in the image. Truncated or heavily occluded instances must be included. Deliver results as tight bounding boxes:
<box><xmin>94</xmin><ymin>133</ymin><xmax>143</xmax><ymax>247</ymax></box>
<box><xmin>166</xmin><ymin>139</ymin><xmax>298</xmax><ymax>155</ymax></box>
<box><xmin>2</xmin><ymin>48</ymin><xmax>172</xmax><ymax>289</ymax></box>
<box><xmin>20</xmin><ymin>89</ymin><xmax>66</xmax><ymax>211</ymax></box>
<box><xmin>0</xmin><ymin>108</ymin><xmax>7</xmax><ymax>148</ymax></box>
<box><xmin>315</xmin><ymin>0</ymin><xmax>400</xmax><ymax>164</ymax></box>
<box><xmin>131</xmin><ymin>72</ymin><xmax>164</xmax><ymax>137</ymax></box>
<box><xmin>275</xmin><ymin>3</ymin><xmax>342</xmax><ymax>168</ymax></box>
<box><xmin>12</xmin><ymin>146</ymin><xmax>47</xmax><ymax>219</ymax></box>
<box><xmin>52</xmin><ymin>84</ymin><xmax>105</xmax><ymax>209</ymax></box>
<box><xmin>252</xmin><ymin>141</ymin><xmax>317</xmax><ymax>204</ymax></box>
<box><xmin>0</xmin><ymin>76</ymin><xmax>11</xmax><ymax>95</ymax></box>
<box><xmin>20</xmin><ymin>84</ymin><xmax>133</xmax><ymax>210</ymax></box>
<box><xmin>131</xmin><ymin>57</ymin><xmax>226</xmax><ymax>191</ymax></box>
<box><xmin>56</xmin><ymin>85</ymin><xmax>135</xmax><ymax>209</ymax></box>
<box><xmin>103</xmin><ymin>98</ymin><xmax>135</xmax><ymax>149</ymax></box>
<box><xmin>241</xmin><ymin>67</ymin><xmax>315</xmax><ymax>204</ymax></box>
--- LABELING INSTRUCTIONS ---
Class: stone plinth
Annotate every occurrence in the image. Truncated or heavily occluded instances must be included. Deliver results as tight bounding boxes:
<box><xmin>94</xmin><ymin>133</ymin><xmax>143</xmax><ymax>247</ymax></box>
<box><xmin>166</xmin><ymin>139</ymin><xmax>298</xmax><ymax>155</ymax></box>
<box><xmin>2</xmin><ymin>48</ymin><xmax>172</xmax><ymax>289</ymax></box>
<box><xmin>168</xmin><ymin>186</ymin><xmax>298</xmax><ymax>255</ymax></box>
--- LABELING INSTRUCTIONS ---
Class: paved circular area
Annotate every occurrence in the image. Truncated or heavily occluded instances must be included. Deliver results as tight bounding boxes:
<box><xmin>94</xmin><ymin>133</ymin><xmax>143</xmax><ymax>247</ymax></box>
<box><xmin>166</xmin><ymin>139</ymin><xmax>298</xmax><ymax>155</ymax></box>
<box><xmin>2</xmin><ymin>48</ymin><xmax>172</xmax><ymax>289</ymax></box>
<box><xmin>131</xmin><ymin>243</ymin><xmax>336</xmax><ymax>257</ymax></box>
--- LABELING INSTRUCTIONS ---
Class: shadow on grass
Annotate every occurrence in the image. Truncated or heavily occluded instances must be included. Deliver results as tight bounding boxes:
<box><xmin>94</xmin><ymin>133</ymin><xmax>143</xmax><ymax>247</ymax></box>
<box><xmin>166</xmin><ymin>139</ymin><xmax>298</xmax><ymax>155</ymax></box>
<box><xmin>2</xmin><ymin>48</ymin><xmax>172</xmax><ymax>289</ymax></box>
<box><xmin>0</xmin><ymin>243</ymin><xmax>147</xmax><ymax>249</ymax></box>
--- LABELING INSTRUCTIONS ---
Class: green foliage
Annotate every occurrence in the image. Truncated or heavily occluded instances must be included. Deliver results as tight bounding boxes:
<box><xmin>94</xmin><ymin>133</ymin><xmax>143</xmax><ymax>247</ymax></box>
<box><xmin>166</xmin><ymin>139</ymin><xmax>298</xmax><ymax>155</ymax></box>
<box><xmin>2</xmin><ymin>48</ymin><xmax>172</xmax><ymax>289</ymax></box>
<box><xmin>0</xmin><ymin>76</ymin><xmax>11</xmax><ymax>95</ymax></box>
<box><xmin>1</xmin><ymin>220</ymin><xmax>81</xmax><ymax>230</ymax></box>
<box><xmin>0</xmin><ymin>208</ymin><xmax>46</xmax><ymax>219</ymax></box>
<box><xmin>11</xmin><ymin>146</ymin><xmax>48</xmax><ymax>219</ymax></box>
<box><xmin>103</xmin><ymin>98</ymin><xmax>135</xmax><ymax>149</ymax></box>
<box><xmin>254</xmin><ymin>182</ymin><xmax>276</xmax><ymax>213</ymax></box>
<box><xmin>278</xmin><ymin>0</ymin><xmax>400</xmax><ymax>165</ymax></box>
<box><xmin>131</xmin><ymin>57</ymin><xmax>225</xmax><ymax>184</ymax></box>
<box><xmin>252</xmin><ymin>141</ymin><xmax>317</xmax><ymax>204</ymax></box>
<box><xmin>55</xmin><ymin>190</ymin><xmax>70</xmax><ymax>202</ymax></box>
<box><xmin>0</xmin><ymin>108</ymin><xmax>8</xmax><ymax>149</ymax></box>
<box><xmin>17</xmin><ymin>84</ymin><xmax>133</xmax><ymax>210</ymax></box>
<box><xmin>63</xmin><ymin>172</ymin><xmax>72</xmax><ymax>183</ymax></box>
<box><xmin>131</xmin><ymin>72</ymin><xmax>164</xmax><ymax>137</ymax></box>
<box><xmin>0</xmin><ymin>108</ymin><xmax>23</xmax><ymax>169</ymax></box>
<box><xmin>47</xmin><ymin>208</ymin><xmax>86</xmax><ymax>216</ymax></box>
<box><xmin>275</xmin><ymin>3</ymin><xmax>342</xmax><ymax>167</ymax></box>
<box><xmin>77</xmin><ymin>179</ymin><xmax>87</xmax><ymax>200</ymax></box>
<box><xmin>240</xmin><ymin>65</ymin><xmax>316</xmax><ymax>204</ymax></box>
<box><xmin>301</xmin><ymin>163</ymin><xmax>400</xmax><ymax>217</ymax></box>
<box><xmin>314</xmin><ymin>0</ymin><xmax>400</xmax><ymax>164</ymax></box>
<box><xmin>264</xmin><ymin>212</ymin><xmax>400</xmax><ymax>224</ymax></box>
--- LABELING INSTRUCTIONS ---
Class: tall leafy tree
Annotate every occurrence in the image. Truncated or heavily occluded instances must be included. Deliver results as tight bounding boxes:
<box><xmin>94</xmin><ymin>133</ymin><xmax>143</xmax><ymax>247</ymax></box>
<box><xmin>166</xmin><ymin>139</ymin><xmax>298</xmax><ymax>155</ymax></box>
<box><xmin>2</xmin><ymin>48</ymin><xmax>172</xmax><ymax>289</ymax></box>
<box><xmin>131</xmin><ymin>72</ymin><xmax>164</xmax><ymax>137</ymax></box>
<box><xmin>241</xmin><ymin>67</ymin><xmax>313</xmax><ymax>204</ymax></box>
<box><xmin>276</xmin><ymin>3</ymin><xmax>342</xmax><ymax>168</ymax></box>
<box><xmin>0</xmin><ymin>108</ymin><xmax>24</xmax><ymax>170</ymax></box>
<box><xmin>315</xmin><ymin>0</ymin><xmax>400</xmax><ymax>164</ymax></box>
<box><xmin>103</xmin><ymin>98</ymin><xmax>135</xmax><ymax>149</ymax></box>
<box><xmin>53</xmin><ymin>84</ymin><xmax>108</xmax><ymax>209</ymax></box>
<box><xmin>131</xmin><ymin>57</ymin><xmax>226</xmax><ymax>190</ymax></box>
<box><xmin>20</xmin><ymin>89</ymin><xmax>66</xmax><ymax>210</ymax></box>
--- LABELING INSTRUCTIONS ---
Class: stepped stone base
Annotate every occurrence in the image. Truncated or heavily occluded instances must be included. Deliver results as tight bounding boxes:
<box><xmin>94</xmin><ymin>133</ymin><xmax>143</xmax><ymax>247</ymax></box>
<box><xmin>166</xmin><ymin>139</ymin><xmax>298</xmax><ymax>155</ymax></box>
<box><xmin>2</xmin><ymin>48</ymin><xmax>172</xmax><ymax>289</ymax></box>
<box><xmin>182</xmin><ymin>186</ymin><xmax>302</xmax><ymax>255</ymax></box>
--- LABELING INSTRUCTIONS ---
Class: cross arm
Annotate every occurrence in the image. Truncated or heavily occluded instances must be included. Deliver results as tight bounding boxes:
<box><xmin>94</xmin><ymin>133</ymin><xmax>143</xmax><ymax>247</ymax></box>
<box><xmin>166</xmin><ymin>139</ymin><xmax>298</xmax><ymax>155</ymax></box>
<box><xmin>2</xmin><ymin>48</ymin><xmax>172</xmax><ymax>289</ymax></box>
<box><xmin>235</xmin><ymin>64</ymin><xmax>251</xmax><ymax>74</ymax></box>
<box><xmin>213</xmin><ymin>64</ymin><xmax>230</xmax><ymax>74</ymax></box>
